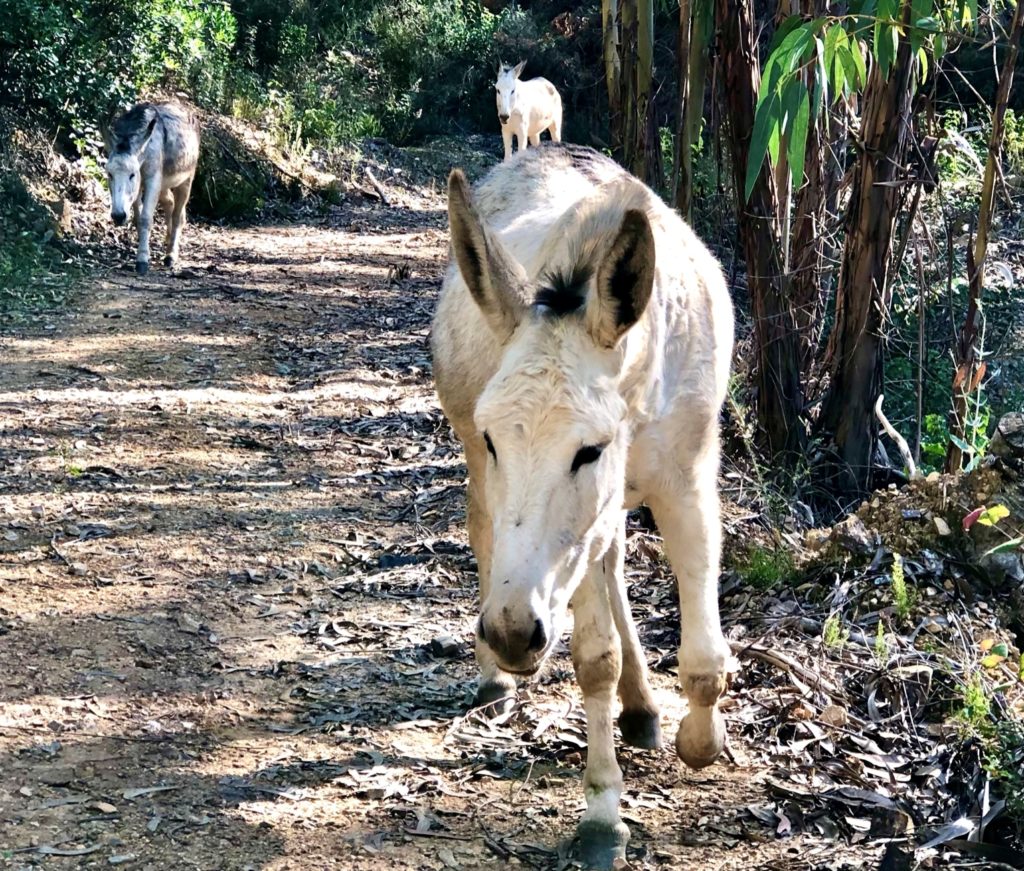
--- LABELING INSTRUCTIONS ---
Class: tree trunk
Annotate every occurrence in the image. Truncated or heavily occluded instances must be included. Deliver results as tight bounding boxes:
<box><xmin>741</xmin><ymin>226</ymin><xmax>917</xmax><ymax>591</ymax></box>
<box><xmin>819</xmin><ymin>5</ymin><xmax>916</xmax><ymax>493</ymax></box>
<box><xmin>945</xmin><ymin>0</ymin><xmax>1024</xmax><ymax>472</ymax></box>
<box><xmin>602</xmin><ymin>0</ymin><xmax>623</xmax><ymax>160</ymax></box>
<box><xmin>789</xmin><ymin>0</ymin><xmax>827</xmax><ymax>372</ymax></box>
<box><xmin>634</xmin><ymin>0</ymin><xmax>654</xmax><ymax>183</ymax></box>
<box><xmin>674</xmin><ymin>0</ymin><xmax>711</xmax><ymax>218</ymax></box>
<box><xmin>620</xmin><ymin>0</ymin><xmax>638</xmax><ymax>171</ymax></box>
<box><xmin>716</xmin><ymin>0</ymin><xmax>805</xmax><ymax>461</ymax></box>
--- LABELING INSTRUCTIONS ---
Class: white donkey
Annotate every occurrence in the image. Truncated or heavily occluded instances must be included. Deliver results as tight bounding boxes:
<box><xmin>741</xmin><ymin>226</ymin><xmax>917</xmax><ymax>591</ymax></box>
<box><xmin>104</xmin><ymin>102</ymin><xmax>200</xmax><ymax>275</ymax></box>
<box><xmin>432</xmin><ymin>143</ymin><xmax>734</xmax><ymax>869</ymax></box>
<box><xmin>494</xmin><ymin>61</ymin><xmax>562</xmax><ymax>161</ymax></box>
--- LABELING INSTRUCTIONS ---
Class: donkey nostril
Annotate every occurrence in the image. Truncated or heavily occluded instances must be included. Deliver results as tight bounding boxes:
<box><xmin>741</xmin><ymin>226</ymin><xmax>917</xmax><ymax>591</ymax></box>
<box><xmin>477</xmin><ymin>618</ymin><xmax>487</xmax><ymax>644</ymax></box>
<box><xmin>527</xmin><ymin>619</ymin><xmax>546</xmax><ymax>652</ymax></box>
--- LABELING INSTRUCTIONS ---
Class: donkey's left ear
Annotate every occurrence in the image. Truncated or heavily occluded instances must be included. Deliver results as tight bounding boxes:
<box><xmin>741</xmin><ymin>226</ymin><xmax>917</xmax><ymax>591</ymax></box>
<box><xmin>137</xmin><ymin>116</ymin><xmax>158</xmax><ymax>153</ymax></box>
<box><xmin>513</xmin><ymin>60</ymin><xmax>527</xmax><ymax>78</ymax></box>
<box><xmin>588</xmin><ymin>209</ymin><xmax>655</xmax><ymax>348</ymax></box>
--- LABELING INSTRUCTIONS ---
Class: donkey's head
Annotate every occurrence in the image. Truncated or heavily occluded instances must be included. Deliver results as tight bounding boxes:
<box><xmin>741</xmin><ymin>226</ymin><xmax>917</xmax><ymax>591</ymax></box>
<box><xmin>104</xmin><ymin>114</ymin><xmax>158</xmax><ymax>226</ymax></box>
<box><xmin>448</xmin><ymin>169</ymin><xmax>655</xmax><ymax>674</ymax></box>
<box><xmin>494</xmin><ymin>60</ymin><xmax>527</xmax><ymax>125</ymax></box>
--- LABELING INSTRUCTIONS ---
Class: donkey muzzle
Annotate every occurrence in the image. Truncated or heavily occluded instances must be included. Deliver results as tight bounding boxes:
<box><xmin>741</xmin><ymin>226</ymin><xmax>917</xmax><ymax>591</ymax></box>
<box><xmin>498</xmin><ymin>114</ymin><xmax>510</xmax><ymax>125</ymax></box>
<box><xmin>111</xmin><ymin>211</ymin><xmax>127</xmax><ymax>226</ymax></box>
<box><xmin>478</xmin><ymin>613</ymin><xmax>549</xmax><ymax>673</ymax></box>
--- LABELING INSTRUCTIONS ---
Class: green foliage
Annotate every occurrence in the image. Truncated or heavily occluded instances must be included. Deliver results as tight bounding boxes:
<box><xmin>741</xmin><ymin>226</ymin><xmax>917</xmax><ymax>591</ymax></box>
<box><xmin>873</xmin><ymin>621</ymin><xmax>889</xmax><ymax>663</ymax></box>
<box><xmin>746</xmin><ymin>0</ymin><xmax>979</xmax><ymax>199</ymax></box>
<box><xmin>736</xmin><ymin>545</ymin><xmax>796</xmax><ymax>589</ymax></box>
<box><xmin>0</xmin><ymin>172</ymin><xmax>75</xmax><ymax>314</ymax></box>
<box><xmin>889</xmin><ymin>553</ymin><xmax>915</xmax><ymax>623</ymax></box>
<box><xmin>0</xmin><ymin>0</ymin><xmax>236</xmax><ymax>144</ymax></box>
<box><xmin>822</xmin><ymin>613</ymin><xmax>850</xmax><ymax>651</ymax></box>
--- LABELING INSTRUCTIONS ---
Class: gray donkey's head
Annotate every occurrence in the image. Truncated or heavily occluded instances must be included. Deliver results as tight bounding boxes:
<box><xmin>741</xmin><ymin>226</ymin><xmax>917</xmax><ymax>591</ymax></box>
<box><xmin>104</xmin><ymin>106</ymin><xmax>158</xmax><ymax>225</ymax></box>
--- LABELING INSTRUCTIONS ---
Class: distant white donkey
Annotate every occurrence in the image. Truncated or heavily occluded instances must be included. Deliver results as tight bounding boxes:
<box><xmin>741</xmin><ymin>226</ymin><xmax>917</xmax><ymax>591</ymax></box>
<box><xmin>494</xmin><ymin>61</ymin><xmax>562</xmax><ymax>160</ymax></box>
<box><xmin>104</xmin><ymin>102</ymin><xmax>200</xmax><ymax>275</ymax></box>
<box><xmin>432</xmin><ymin>143</ymin><xmax>734</xmax><ymax>870</ymax></box>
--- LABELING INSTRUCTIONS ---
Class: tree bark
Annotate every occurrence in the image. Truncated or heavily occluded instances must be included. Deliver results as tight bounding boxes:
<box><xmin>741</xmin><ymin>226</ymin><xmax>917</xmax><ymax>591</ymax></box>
<box><xmin>602</xmin><ymin>0</ymin><xmax>623</xmax><ymax>160</ymax></box>
<box><xmin>674</xmin><ymin>0</ymin><xmax>711</xmax><ymax>217</ymax></box>
<box><xmin>819</xmin><ymin>4</ymin><xmax>916</xmax><ymax>493</ymax></box>
<box><xmin>716</xmin><ymin>0</ymin><xmax>805</xmax><ymax>461</ymax></box>
<box><xmin>945</xmin><ymin>0</ymin><xmax>1024</xmax><ymax>472</ymax></box>
<box><xmin>789</xmin><ymin>0</ymin><xmax>827</xmax><ymax>372</ymax></box>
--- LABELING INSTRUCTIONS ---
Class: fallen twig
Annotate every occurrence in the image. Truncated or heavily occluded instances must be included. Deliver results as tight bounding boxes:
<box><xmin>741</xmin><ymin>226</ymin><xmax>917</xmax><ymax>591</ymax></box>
<box><xmin>365</xmin><ymin>168</ymin><xmax>391</xmax><ymax>206</ymax></box>
<box><xmin>730</xmin><ymin>640</ymin><xmax>847</xmax><ymax>701</ymax></box>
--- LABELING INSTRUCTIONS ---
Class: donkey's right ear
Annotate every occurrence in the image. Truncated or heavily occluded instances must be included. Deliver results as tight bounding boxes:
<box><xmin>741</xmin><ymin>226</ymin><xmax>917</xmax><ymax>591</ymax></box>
<box><xmin>101</xmin><ymin>126</ymin><xmax>114</xmax><ymax>155</ymax></box>
<box><xmin>447</xmin><ymin>169</ymin><xmax>528</xmax><ymax>341</ymax></box>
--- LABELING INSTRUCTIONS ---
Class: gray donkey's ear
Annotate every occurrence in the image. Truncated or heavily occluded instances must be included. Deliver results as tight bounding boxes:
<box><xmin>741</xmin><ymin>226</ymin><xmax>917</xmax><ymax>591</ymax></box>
<box><xmin>447</xmin><ymin>169</ymin><xmax>529</xmax><ymax>341</ymax></box>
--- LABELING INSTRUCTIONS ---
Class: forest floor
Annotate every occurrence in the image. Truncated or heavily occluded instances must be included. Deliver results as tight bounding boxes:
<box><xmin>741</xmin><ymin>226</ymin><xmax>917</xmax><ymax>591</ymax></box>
<box><xmin>1</xmin><ymin>163</ymin><xmax>1022</xmax><ymax>871</ymax></box>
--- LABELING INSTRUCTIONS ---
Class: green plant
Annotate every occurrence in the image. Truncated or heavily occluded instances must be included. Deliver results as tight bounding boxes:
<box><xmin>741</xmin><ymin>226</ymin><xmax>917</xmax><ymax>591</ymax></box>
<box><xmin>736</xmin><ymin>545</ymin><xmax>796</xmax><ymax>589</ymax></box>
<box><xmin>954</xmin><ymin>671</ymin><xmax>992</xmax><ymax>733</ymax></box>
<box><xmin>889</xmin><ymin>553</ymin><xmax>914</xmax><ymax>624</ymax></box>
<box><xmin>873</xmin><ymin>621</ymin><xmax>888</xmax><ymax>664</ymax></box>
<box><xmin>822</xmin><ymin>613</ymin><xmax>850</xmax><ymax>651</ymax></box>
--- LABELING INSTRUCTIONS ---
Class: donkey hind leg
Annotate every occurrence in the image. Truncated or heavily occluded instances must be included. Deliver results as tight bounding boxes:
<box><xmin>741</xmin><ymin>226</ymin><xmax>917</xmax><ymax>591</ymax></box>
<box><xmin>649</xmin><ymin>468</ymin><xmax>731</xmax><ymax>770</ymax></box>
<box><xmin>160</xmin><ymin>189</ymin><xmax>174</xmax><ymax>265</ymax></box>
<box><xmin>572</xmin><ymin>564</ymin><xmax>629</xmax><ymax>871</ymax></box>
<box><xmin>465</xmin><ymin>440</ymin><xmax>516</xmax><ymax>712</ymax></box>
<box><xmin>548</xmin><ymin>112</ymin><xmax>562</xmax><ymax>144</ymax></box>
<box><xmin>602</xmin><ymin>522</ymin><xmax>661</xmax><ymax>748</ymax></box>
<box><xmin>164</xmin><ymin>179</ymin><xmax>192</xmax><ymax>268</ymax></box>
<box><xmin>528</xmin><ymin>129</ymin><xmax>542</xmax><ymax>147</ymax></box>
<box><xmin>134</xmin><ymin>176</ymin><xmax>162</xmax><ymax>275</ymax></box>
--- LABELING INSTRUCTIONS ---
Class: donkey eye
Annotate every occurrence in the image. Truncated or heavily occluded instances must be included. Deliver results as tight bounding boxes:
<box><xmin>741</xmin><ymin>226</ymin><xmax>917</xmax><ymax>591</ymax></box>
<box><xmin>484</xmin><ymin>432</ymin><xmax>497</xmax><ymax>460</ymax></box>
<box><xmin>571</xmin><ymin>445</ymin><xmax>604</xmax><ymax>474</ymax></box>
<box><xmin>129</xmin><ymin>173</ymin><xmax>135</xmax><ymax>181</ymax></box>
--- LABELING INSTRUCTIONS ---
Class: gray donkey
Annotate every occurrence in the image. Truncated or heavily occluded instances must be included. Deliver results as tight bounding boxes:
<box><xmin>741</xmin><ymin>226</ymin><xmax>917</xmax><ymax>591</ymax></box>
<box><xmin>104</xmin><ymin>102</ymin><xmax>200</xmax><ymax>274</ymax></box>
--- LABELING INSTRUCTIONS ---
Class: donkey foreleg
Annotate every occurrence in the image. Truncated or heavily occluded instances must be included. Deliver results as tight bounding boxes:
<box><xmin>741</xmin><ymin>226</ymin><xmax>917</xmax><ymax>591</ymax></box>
<box><xmin>164</xmin><ymin>179</ymin><xmax>192</xmax><ymax>269</ymax></box>
<box><xmin>572</xmin><ymin>567</ymin><xmax>629</xmax><ymax>870</ymax></box>
<box><xmin>601</xmin><ymin>523</ymin><xmax>661</xmax><ymax>748</ymax></box>
<box><xmin>649</xmin><ymin>472</ymin><xmax>730</xmax><ymax>770</ymax></box>
<box><xmin>134</xmin><ymin>176</ymin><xmax>162</xmax><ymax>275</ymax></box>
<box><xmin>501</xmin><ymin>124</ymin><xmax>514</xmax><ymax>161</ymax></box>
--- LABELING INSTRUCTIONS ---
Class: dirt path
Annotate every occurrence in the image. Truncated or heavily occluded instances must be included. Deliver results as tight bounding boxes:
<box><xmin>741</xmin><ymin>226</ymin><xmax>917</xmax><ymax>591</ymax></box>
<box><xmin>0</xmin><ymin>200</ymin><xmax>882</xmax><ymax>870</ymax></box>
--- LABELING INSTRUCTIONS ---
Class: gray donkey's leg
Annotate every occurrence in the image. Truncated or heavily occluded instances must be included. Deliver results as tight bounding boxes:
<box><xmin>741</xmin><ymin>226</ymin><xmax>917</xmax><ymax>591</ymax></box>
<box><xmin>164</xmin><ymin>178</ymin><xmax>193</xmax><ymax>268</ymax></box>
<box><xmin>134</xmin><ymin>174</ymin><xmax>162</xmax><ymax>275</ymax></box>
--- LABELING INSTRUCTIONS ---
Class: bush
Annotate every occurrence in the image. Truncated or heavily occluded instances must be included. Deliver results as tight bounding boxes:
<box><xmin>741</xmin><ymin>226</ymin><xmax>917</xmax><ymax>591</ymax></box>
<box><xmin>0</xmin><ymin>0</ymin><xmax>235</xmax><ymax>148</ymax></box>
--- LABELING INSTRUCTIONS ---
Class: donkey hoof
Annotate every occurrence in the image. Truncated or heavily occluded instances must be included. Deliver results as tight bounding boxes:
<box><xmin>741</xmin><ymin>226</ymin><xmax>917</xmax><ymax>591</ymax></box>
<box><xmin>163</xmin><ymin>255</ymin><xmax>175</xmax><ymax>268</ymax></box>
<box><xmin>135</xmin><ymin>261</ymin><xmax>149</xmax><ymax>275</ymax></box>
<box><xmin>618</xmin><ymin>707</ymin><xmax>662</xmax><ymax>749</ymax></box>
<box><xmin>473</xmin><ymin>679</ymin><xmax>516</xmax><ymax>716</ymax></box>
<box><xmin>675</xmin><ymin>705</ymin><xmax>726</xmax><ymax>770</ymax></box>
<box><xmin>576</xmin><ymin>820</ymin><xmax>629</xmax><ymax>870</ymax></box>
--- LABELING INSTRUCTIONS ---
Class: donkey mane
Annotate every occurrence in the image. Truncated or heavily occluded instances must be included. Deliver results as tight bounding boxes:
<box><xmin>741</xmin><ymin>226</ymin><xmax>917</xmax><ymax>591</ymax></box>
<box><xmin>112</xmin><ymin>103</ymin><xmax>158</xmax><ymax>152</ymax></box>
<box><xmin>534</xmin><ymin>262</ymin><xmax>592</xmax><ymax>317</ymax></box>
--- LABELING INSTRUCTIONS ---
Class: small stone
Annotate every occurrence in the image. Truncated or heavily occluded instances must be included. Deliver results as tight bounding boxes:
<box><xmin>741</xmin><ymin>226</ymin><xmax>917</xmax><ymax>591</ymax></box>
<box><xmin>944</xmin><ymin>579</ymin><xmax>955</xmax><ymax>591</ymax></box>
<box><xmin>70</xmin><ymin>562</ymin><xmax>88</xmax><ymax>576</ymax></box>
<box><xmin>39</xmin><ymin>766</ymin><xmax>75</xmax><ymax>786</ymax></box>
<box><xmin>93</xmin><ymin>801</ymin><xmax>117</xmax><ymax>814</ymax></box>
<box><xmin>819</xmin><ymin>705</ymin><xmax>848</xmax><ymax>727</ymax></box>
<box><xmin>428</xmin><ymin>636</ymin><xmax>461</xmax><ymax>658</ymax></box>
<box><xmin>933</xmin><ymin>517</ymin><xmax>951</xmax><ymax>536</ymax></box>
<box><xmin>924</xmin><ymin>620</ymin><xmax>944</xmax><ymax>635</ymax></box>
<box><xmin>108</xmin><ymin>855</ymin><xmax>136</xmax><ymax>865</ymax></box>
